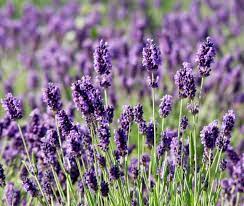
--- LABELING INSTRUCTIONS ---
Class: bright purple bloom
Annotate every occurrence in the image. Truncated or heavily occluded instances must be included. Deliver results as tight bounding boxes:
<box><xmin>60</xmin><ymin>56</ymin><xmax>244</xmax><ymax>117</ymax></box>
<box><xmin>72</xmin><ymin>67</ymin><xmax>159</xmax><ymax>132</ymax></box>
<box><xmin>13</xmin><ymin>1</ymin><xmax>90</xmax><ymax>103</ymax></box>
<box><xmin>200</xmin><ymin>120</ymin><xmax>219</xmax><ymax>149</ymax></box>
<box><xmin>142</xmin><ymin>38</ymin><xmax>161</xmax><ymax>71</ymax></box>
<box><xmin>159</xmin><ymin>95</ymin><xmax>173</xmax><ymax>118</ymax></box>
<box><xmin>180</xmin><ymin>116</ymin><xmax>188</xmax><ymax>131</ymax></box>
<box><xmin>56</xmin><ymin>109</ymin><xmax>74</xmax><ymax>136</ymax></box>
<box><xmin>226</xmin><ymin>148</ymin><xmax>240</xmax><ymax>165</ymax></box>
<box><xmin>42</xmin><ymin>83</ymin><xmax>62</xmax><ymax>112</ymax></box>
<box><xmin>23</xmin><ymin>178</ymin><xmax>38</xmax><ymax>197</ymax></box>
<box><xmin>43</xmin><ymin>129</ymin><xmax>59</xmax><ymax>147</ymax></box>
<box><xmin>104</xmin><ymin>105</ymin><xmax>114</xmax><ymax>123</ymax></box>
<box><xmin>41</xmin><ymin>141</ymin><xmax>57</xmax><ymax>165</ymax></box>
<box><xmin>157</xmin><ymin>129</ymin><xmax>176</xmax><ymax>157</ymax></box>
<box><xmin>174</xmin><ymin>62</ymin><xmax>196</xmax><ymax>99</ymax></box>
<box><xmin>118</xmin><ymin>105</ymin><xmax>134</xmax><ymax>133</ymax></box>
<box><xmin>1</xmin><ymin>93</ymin><xmax>23</xmax><ymax>120</ymax></box>
<box><xmin>187</xmin><ymin>102</ymin><xmax>199</xmax><ymax>115</ymax></box>
<box><xmin>94</xmin><ymin>39</ymin><xmax>112</xmax><ymax>75</ymax></box>
<box><xmin>146</xmin><ymin>120</ymin><xmax>154</xmax><ymax>147</ymax></box>
<box><xmin>65</xmin><ymin>130</ymin><xmax>83</xmax><ymax>158</ymax></box>
<box><xmin>84</xmin><ymin>168</ymin><xmax>98</xmax><ymax>192</ymax></box>
<box><xmin>109</xmin><ymin>165</ymin><xmax>120</xmax><ymax>181</ymax></box>
<box><xmin>40</xmin><ymin>170</ymin><xmax>54</xmax><ymax>197</ymax></box>
<box><xmin>134</xmin><ymin>104</ymin><xmax>144</xmax><ymax>123</ymax></box>
<box><xmin>170</xmin><ymin>137</ymin><xmax>182</xmax><ymax>166</ymax></box>
<box><xmin>98</xmin><ymin>121</ymin><xmax>111</xmax><ymax>151</ymax></box>
<box><xmin>71</xmin><ymin>76</ymin><xmax>104</xmax><ymax>121</ymax></box>
<box><xmin>114</xmin><ymin>128</ymin><xmax>128</xmax><ymax>157</ymax></box>
<box><xmin>221</xmin><ymin>110</ymin><xmax>235</xmax><ymax>137</ymax></box>
<box><xmin>100</xmin><ymin>181</ymin><xmax>109</xmax><ymax>197</ymax></box>
<box><xmin>196</xmin><ymin>37</ymin><xmax>216</xmax><ymax>77</ymax></box>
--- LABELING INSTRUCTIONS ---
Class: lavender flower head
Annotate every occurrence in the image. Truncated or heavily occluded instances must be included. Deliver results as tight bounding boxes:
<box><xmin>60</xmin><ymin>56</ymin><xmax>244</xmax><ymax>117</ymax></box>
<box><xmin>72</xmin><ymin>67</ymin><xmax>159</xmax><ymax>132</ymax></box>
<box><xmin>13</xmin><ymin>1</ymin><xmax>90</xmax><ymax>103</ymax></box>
<box><xmin>84</xmin><ymin>168</ymin><xmax>98</xmax><ymax>192</ymax></box>
<box><xmin>114</xmin><ymin>128</ymin><xmax>128</xmax><ymax>157</ymax></box>
<box><xmin>142</xmin><ymin>38</ymin><xmax>162</xmax><ymax>71</ymax></box>
<box><xmin>170</xmin><ymin>137</ymin><xmax>182</xmax><ymax>166</ymax></box>
<box><xmin>217</xmin><ymin>110</ymin><xmax>236</xmax><ymax>151</ymax></box>
<box><xmin>159</xmin><ymin>95</ymin><xmax>173</xmax><ymax>118</ymax></box>
<box><xmin>196</xmin><ymin>37</ymin><xmax>216</xmax><ymax>77</ymax></box>
<box><xmin>100</xmin><ymin>181</ymin><xmax>109</xmax><ymax>197</ymax></box>
<box><xmin>71</xmin><ymin>76</ymin><xmax>104</xmax><ymax>121</ymax></box>
<box><xmin>23</xmin><ymin>178</ymin><xmax>38</xmax><ymax>197</ymax></box>
<box><xmin>98</xmin><ymin>120</ymin><xmax>111</xmax><ymax>152</ymax></box>
<box><xmin>134</xmin><ymin>104</ymin><xmax>144</xmax><ymax>123</ymax></box>
<box><xmin>118</xmin><ymin>105</ymin><xmax>134</xmax><ymax>133</ymax></box>
<box><xmin>93</xmin><ymin>39</ymin><xmax>112</xmax><ymax>75</ymax></box>
<box><xmin>109</xmin><ymin>165</ymin><xmax>120</xmax><ymax>181</ymax></box>
<box><xmin>146</xmin><ymin>120</ymin><xmax>154</xmax><ymax>148</ymax></box>
<box><xmin>157</xmin><ymin>129</ymin><xmax>176</xmax><ymax>158</ymax></box>
<box><xmin>221</xmin><ymin>110</ymin><xmax>235</xmax><ymax>137</ymax></box>
<box><xmin>56</xmin><ymin>109</ymin><xmax>74</xmax><ymax>136</ymax></box>
<box><xmin>42</xmin><ymin>82</ymin><xmax>62</xmax><ymax>112</ymax></box>
<box><xmin>180</xmin><ymin>116</ymin><xmax>188</xmax><ymax>132</ymax></box>
<box><xmin>5</xmin><ymin>182</ymin><xmax>21</xmax><ymax>206</ymax></box>
<box><xmin>1</xmin><ymin>93</ymin><xmax>23</xmax><ymax>120</ymax></box>
<box><xmin>174</xmin><ymin>62</ymin><xmax>196</xmax><ymax>99</ymax></box>
<box><xmin>65</xmin><ymin>129</ymin><xmax>83</xmax><ymax>158</ymax></box>
<box><xmin>200</xmin><ymin>120</ymin><xmax>219</xmax><ymax>149</ymax></box>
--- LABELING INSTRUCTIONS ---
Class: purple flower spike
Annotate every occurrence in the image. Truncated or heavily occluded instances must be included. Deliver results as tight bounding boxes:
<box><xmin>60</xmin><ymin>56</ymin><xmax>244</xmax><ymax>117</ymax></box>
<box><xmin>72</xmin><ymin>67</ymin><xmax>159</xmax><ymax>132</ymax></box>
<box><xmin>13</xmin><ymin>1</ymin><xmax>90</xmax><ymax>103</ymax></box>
<box><xmin>109</xmin><ymin>165</ymin><xmax>120</xmax><ymax>181</ymax></box>
<box><xmin>23</xmin><ymin>178</ymin><xmax>38</xmax><ymax>197</ymax></box>
<box><xmin>196</xmin><ymin>36</ymin><xmax>216</xmax><ymax>77</ymax></box>
<box><xmin>217</xmin><ymin>110</ymin><xmax>236</xmax><ymax>151</ymax></box>
<box><xmin>142</xmin><ymin>38</ymin><xmax>162</xmax><ymax>71</ymax></box>
<box><xmin>1</xmin><ymin>93</ymin><xmax>23</xmax><ymax>120</ymax></box>
<box><xmin>200</xmin><ymin>120</ymin><xmax>219</xmax><ymax>149</ymax></box>
<box><xmin>114</xmin><ymin>128</ymin><xmax>128</xmax><ymax>157</ymax></box>
<box><xmin>221</xmin><ymin>110</ymin><xmax>235</xmax><ymax>137</ymax></box>
<box><xmin>157</xmin><ymin>129</ymin><xmax>176</xmax><ymax>158</ymax></box>
<box><xmin>118</xmin><ymin>105</ymin><xmax>134</xmax><ymax>133</ymax></box>
<box><xmin>56</xmin><ymin>109</ymin><xmax>74</xmax><ymax>136</ymax></box>
<box><xmin>159</xmin><ymin>95</ymin><xmax>173</xmax><ymax>118</ymax></box>
<box><xmin>100</xmin><ymin>181</ymin><xmax>109</xmax><ymax>197</ymax></box>
<box><xmin>134</xmin><ymin>104</ymin><xmax>144</xmax><ymax>123</ymax></box>
<box><xmin>84</xmin><ymin>168</ymin><xmax>98</xmax><ymax>192</ymax></box>
<box><xmin>146</xmin><ymin>120</ymin><xmax>154</xmax><ymax>148</ymax></box>
<box><xmin>180</xmin><ymin>116</ymin><xmax>188</xmax><ymax>132</ymax></box>
<box><xmin>174</xmin><ymin>62</ymin><xmax>196</xmax><ymax>99</ymax></box>
<box><xmin>71</xmin><ymin>76</ymin><xmax>104</xmax><ymax>121</ymax></box>
<box><xmin>98</xmin><ymin>121</ymin><xmax>111</xmax><ymax>152</ymax></box>
<box><xmin>42</xmin><ymin>82</ymin><xmax>62</xmax><ymax>112</ymax></box>
<box><xmin>94</xmin><ymin>39</ymin><xmax>112</xmax><ymax>76</ymax></box>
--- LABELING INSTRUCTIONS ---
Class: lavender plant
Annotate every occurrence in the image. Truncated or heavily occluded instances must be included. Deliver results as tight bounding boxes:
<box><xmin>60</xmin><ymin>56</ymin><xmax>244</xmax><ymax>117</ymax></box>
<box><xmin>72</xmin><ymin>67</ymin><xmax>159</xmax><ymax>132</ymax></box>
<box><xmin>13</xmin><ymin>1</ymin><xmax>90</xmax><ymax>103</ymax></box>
<box><xmin>0</xmin><ymin>0</ymin><xmax>243</xmax><ymax>206</ymax></box>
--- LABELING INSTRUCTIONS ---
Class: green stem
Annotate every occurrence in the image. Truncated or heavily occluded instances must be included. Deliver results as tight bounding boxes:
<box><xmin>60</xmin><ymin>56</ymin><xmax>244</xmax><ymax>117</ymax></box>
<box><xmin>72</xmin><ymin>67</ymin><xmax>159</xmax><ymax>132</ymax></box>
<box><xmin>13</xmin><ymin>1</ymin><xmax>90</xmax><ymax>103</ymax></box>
<box><xmin>18</xmin><ymin>124</ymin><xmax>48</xmax><ymax>205</ymax></box>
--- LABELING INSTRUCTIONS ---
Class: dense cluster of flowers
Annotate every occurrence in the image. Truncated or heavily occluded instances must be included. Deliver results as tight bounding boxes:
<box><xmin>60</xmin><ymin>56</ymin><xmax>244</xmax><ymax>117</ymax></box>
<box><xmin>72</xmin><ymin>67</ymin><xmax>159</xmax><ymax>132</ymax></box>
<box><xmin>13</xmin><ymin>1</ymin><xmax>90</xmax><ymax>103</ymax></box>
<box><xmin>0</xmin><ymin>0</ymin><xmax>243</xmax><ymax>206</ymax></box>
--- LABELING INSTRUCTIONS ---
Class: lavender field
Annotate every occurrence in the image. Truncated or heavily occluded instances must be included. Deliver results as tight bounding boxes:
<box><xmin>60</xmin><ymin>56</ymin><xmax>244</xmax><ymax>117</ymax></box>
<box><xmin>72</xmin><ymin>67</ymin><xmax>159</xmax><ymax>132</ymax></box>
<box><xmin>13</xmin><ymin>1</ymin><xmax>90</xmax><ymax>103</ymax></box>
<box><xmin>0</xmin><ymin>0</ymin><xmax>243</xmax><ymax>205</ymax></box>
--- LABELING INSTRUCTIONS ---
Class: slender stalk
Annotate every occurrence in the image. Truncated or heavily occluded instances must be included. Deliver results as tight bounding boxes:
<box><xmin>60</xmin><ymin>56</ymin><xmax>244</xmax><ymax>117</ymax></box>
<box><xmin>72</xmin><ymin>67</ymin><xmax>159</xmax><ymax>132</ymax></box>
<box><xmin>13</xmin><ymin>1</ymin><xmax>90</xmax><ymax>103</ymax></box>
<box><xmin>151</xmin><ymin>73</ymin><xmax>157</xmax><ymax>169</ymax></box>
<box><xmin>104</xmin><ymin>89</ymin><xmax>108</xmax><ymax>107</ymax></box>
<box><xmin>193</xmin><ymin>114</ymin><xmax>198</xmax><ymax>205</ymax></box>
<box><xmin>17</xmin><ymin>124</ymin><xmax>48</xmax><ymax>205</ymax></box>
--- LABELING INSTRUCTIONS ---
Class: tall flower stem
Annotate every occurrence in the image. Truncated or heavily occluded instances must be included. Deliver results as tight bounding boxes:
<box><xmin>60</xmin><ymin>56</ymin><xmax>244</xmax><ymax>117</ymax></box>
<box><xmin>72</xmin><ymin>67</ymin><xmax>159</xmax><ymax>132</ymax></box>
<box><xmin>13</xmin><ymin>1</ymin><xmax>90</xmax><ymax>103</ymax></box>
<box><xmin>194</xmin><ymin>76</ymin><xmax>205</xmax><ymax>205</ymax></box>
<box><xmin>193</xmin><ymin>114</ymin><xmax>198</xmax><ymax>205</ymax></box>
<box><xmin>104</xmin><ymin>89</ymin><xmax>108</xmax><ymax>107</ymax></box>
<box><xmin>177</xmin><ymin>99</ymin><xmax>183</xmax><ymax>140</ymax></box>
<box><xmin>151</xmin><ymin>73</ymin><xmax>157</xmax><ymax>171</ymax></box>
<box><xmin>17</xmin><ymin>123</ymin><xmax>49</xmax><ymax>205</ymax></box>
